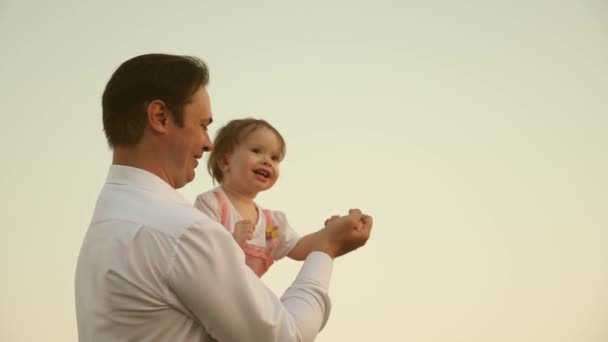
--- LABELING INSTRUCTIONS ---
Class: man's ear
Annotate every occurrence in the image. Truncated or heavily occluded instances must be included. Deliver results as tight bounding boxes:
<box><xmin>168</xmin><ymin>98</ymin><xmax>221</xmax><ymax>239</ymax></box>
<box><xmin>147</xmin><ymin>100</ymin><xmax>169</xmax><ymax>133</ymax></box>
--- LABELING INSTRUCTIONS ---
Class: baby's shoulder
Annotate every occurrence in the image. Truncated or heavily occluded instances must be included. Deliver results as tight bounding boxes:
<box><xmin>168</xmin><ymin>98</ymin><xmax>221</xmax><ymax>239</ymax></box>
<box><xmin>260</xmin><ymin>207</ymin><xmax>289</xmax><ymax>227</ymax></box>
<box><xmin>194</xmin><ymin>187</ymin><xmax>222</xmax><ymax>211</ymax></box>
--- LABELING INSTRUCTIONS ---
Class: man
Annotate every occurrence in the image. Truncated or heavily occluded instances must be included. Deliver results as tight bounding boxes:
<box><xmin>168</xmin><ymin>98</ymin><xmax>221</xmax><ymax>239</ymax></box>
<box><xmin>75</xmin><ymin>53</ymin><xmax>373</xmax><ymax>341</ymax></box>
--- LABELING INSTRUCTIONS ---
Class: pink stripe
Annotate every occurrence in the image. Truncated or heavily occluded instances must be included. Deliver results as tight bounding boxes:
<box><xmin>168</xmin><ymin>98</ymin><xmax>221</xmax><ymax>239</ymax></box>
<box><xmin>263</xmin><ymin>209</ymin><xmax>273</xmax><ymax>226</ymax></box>
<box><xmin>213</xmin><ymin>191</ymin><xmax>230</xmax><ymax>229</ymax></box>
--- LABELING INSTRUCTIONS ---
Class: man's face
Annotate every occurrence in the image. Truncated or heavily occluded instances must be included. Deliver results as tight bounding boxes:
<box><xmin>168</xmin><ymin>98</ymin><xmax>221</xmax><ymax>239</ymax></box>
<box><xmin>166</xmin><ymin>86</ymin><xmax>213</xmax><ymax>189</ymax></box>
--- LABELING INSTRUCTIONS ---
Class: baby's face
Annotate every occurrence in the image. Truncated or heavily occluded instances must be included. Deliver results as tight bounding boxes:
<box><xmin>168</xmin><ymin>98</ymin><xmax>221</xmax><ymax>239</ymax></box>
<box><xmin>222</xmin><ymin>127</ymin><xmax>283</xmax><ymax>194</ymax></box>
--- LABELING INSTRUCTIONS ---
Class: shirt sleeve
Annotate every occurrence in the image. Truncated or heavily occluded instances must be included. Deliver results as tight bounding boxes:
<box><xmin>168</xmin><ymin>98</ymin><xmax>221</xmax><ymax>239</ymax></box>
<box><xmin>271</xmin><ymin>210</ymin><xmax>301</xmax><ymax>260</ymax></box>
<box><xmin>193</xmin><ymin>191</ymin><xmax>221</xmax><ymax>223</ymax></box>
<box><xmin>166</xmin><ymin>217</ymin><xmax>333</xmax><ymax>342</ymax></box>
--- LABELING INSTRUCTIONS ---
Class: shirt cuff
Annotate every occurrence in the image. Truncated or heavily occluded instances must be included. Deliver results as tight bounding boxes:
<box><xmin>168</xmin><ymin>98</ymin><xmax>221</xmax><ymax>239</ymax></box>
<box><xmin>297</xmin><ymin>251</ymin><xmax>334</xmax><ymax>290</ymax></box>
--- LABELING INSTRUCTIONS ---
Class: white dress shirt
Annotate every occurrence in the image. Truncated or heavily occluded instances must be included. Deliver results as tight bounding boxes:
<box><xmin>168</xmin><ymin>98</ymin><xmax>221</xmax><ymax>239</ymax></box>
<box><xmin>75</xmin><ymin>165</ymin><xmax>333</xmax><ymax>342</ymax></box>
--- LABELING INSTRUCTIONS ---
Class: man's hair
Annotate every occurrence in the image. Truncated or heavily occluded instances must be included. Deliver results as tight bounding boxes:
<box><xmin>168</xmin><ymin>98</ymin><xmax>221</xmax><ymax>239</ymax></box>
<box><xmin>208</xmin><ymin>118</ymin><xmax>286</xmax><ymax>184</ymax></box>
<box><xmin>102</xmin><ymin>53</ymin><xmax>209</xmax><ymax>148</ymax></box>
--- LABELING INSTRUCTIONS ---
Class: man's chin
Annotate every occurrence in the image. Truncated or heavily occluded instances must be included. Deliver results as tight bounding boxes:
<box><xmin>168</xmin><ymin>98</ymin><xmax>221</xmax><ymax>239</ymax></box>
<box><xmin>174</xmin><ymin>172</ymin><xmax>195</xmax><ymax>190</ymax></box>
<box><xmin>186</xmin><ymin>170</ymin><xmax>196</xmax><ymax>183</ymax></box>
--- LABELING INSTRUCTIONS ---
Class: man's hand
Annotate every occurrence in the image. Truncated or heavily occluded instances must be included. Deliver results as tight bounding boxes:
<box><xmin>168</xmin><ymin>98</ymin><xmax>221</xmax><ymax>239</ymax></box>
<box><xmin>233</xmin><ymin>220</ymin><xmax>254</xmax><ymax>246</ymax></box>
<box><xmin>316</xmin><ymin>209</ymin><xmax>373</xmax><ymax>259</ymax></box>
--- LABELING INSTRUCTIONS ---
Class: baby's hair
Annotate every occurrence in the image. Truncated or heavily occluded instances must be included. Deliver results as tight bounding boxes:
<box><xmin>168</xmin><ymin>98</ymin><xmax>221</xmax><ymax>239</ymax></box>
<box><xmin>207</xmin><ymin>118</ymin><xmax>286</xmax><ymax>184</ymax></box>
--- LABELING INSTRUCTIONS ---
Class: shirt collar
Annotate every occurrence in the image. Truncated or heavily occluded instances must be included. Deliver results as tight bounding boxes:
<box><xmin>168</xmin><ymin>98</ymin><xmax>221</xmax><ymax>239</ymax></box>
<box><xmin>106</xmin><ymin>165</ymin><xmax>191</xmax><ymax>206</ymax></box>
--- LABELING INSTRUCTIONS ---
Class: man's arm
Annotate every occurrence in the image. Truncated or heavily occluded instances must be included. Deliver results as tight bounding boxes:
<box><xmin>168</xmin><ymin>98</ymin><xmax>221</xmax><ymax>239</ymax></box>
<box><xmin>289</xmin><ymin>210</ymin><xmax>373</xmax><ymax>261</ymax></box>
<box><xmin>167</xmin><ymin>218</ymin><xmax>333</xmax><ymax>342</ymax></box>
<box><xmin>167</xmin><ymin>210</ymin><xmax>372</xmax><ymax>341</ymax></box>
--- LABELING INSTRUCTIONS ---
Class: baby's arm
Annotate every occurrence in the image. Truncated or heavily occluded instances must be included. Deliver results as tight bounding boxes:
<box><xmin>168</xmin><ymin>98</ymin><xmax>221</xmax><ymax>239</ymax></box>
<box><xmin>195</xmin><ymin>192</ymin><xmax>254</xmax><ymax>246</ymax></box>
<box><xmin>287</xmin><ymin>232</ymin><xmax>323</xmax><ymax>261</ymax></box>
<box><xmin>233</xmin><ymin>220</ymin><xmax>254</xmax><ymax>246</ymax></box>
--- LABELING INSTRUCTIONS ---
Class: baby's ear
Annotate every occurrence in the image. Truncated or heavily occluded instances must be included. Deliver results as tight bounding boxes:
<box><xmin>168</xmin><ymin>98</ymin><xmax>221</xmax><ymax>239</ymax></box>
<box><xmin>219</xmin><ymin>155</ymin><xmax>230</xmax><ymax>171</ymax></box>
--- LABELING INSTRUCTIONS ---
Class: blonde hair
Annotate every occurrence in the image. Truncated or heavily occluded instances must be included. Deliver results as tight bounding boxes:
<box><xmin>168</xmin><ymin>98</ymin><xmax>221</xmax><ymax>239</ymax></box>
<box><xmin>207</xmin><ymin>118</ymin><xmax>286</xmax><ymax>183</ymax></box>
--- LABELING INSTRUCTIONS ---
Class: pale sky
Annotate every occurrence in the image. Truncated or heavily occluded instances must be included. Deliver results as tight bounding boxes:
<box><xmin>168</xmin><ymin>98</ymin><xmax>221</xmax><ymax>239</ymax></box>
<box><xmin>1</xmin><ymin>1</ymin><xmax>607</xmax><ymax>341</ymax></box>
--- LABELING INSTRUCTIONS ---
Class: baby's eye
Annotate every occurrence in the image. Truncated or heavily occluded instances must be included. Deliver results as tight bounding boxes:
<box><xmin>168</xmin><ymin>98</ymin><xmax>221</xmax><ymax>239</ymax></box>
<box><xmin>251</xmin><ymin>148</ymin><xmax>261</xmax><ymax>154</ymax></box>
<box><xmin>271</xmin><ymin>155</ymin><xmax>280</xmax><ymax>162</ymax></box>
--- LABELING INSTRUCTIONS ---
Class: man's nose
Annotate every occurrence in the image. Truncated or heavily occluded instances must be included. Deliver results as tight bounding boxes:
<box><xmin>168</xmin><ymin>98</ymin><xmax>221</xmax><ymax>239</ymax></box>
<box><xmin>203</xmin><ymin>141</ymin><xmax>214</xmax><ymax>152</ymax></box>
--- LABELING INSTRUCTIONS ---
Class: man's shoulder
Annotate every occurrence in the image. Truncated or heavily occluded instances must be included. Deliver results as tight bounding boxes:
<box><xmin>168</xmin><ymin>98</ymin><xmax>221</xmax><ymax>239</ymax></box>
<box><xmin>92</xmin><ymin>183</ymin><xmax>210</xmax><ymax>238</ymax></box>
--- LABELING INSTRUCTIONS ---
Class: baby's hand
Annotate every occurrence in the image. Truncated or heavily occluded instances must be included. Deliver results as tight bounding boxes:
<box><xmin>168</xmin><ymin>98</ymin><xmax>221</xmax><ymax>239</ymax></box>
<box><xmin>233</xmin><ymin>220</ymin><xmax>255</xmax><ymax>246</ymax></box>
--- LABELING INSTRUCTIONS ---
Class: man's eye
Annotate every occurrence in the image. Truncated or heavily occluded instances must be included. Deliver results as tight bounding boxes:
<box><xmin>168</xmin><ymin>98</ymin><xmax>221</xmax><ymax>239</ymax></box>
<box><xmin>251</xmin><ymin>148</ymin><xmax>261</xmax><ymax>154</ymax></box>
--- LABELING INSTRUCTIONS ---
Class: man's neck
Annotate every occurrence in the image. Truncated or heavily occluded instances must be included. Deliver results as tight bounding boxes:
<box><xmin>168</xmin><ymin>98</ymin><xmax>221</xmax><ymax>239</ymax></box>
<box><xmin>113</xmin><ymin>145</ymin><xmax>174</xmax><ymax>188</ymax></box>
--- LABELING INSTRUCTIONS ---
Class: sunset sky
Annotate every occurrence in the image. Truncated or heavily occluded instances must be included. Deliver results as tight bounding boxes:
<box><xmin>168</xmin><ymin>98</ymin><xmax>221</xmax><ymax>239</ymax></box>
<box><xmin>1</xmin><ymin>1</ymin><xmax>607</xmax><ymax>341</ymax></box>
